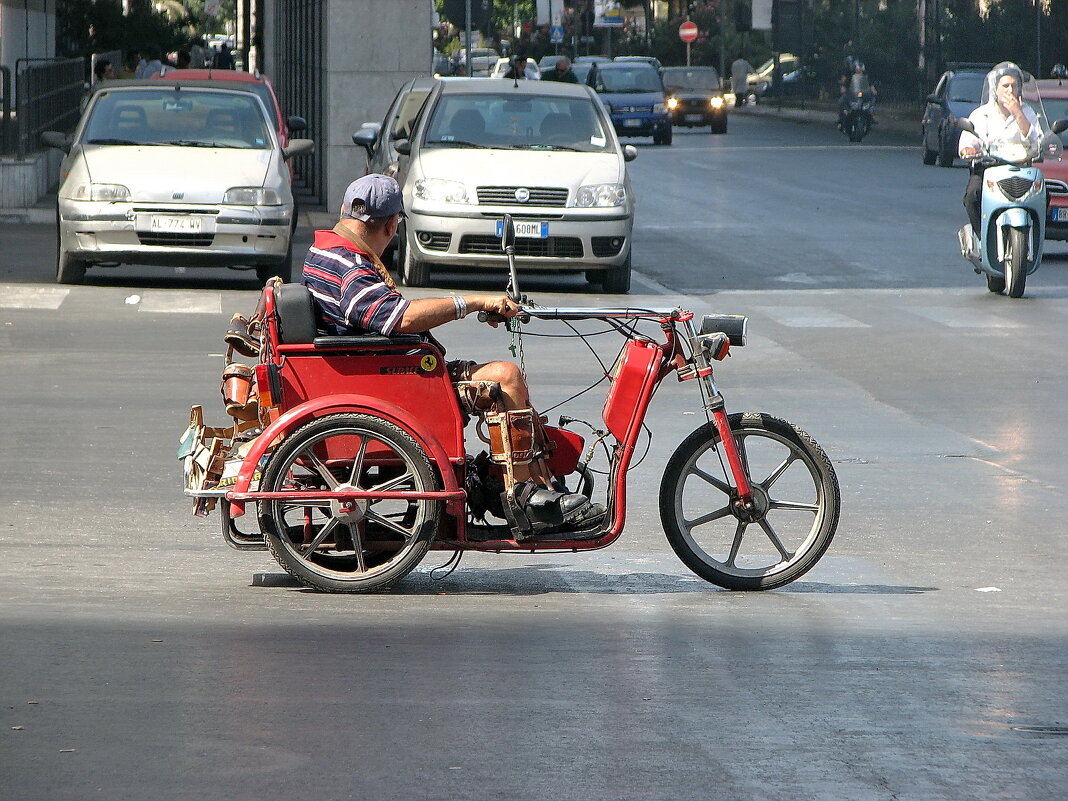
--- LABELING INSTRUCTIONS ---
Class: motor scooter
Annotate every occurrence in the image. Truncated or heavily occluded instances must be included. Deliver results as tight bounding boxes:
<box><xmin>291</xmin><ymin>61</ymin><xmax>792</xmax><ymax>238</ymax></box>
<box><xmin>956</xmin><ymin>116</ymin><xmax>1067</xmax><ymax>297</ymax></box>
<box><xmin>840</xmin><ymin>73</ymin><xmax>876</xmax><ymax>142</ymax></box>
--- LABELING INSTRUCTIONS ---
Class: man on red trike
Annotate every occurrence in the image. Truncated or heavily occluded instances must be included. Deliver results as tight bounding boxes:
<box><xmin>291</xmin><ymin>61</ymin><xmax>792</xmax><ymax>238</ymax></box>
<box><xmin>301</xmin><ymin>174</ymin><xmax>605</xmax><ymax>536</ymax></box>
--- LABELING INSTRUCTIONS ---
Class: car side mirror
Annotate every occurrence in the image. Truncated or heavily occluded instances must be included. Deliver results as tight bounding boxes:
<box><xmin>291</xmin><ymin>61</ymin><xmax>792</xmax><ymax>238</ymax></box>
<box><xmin>1052</xmin><ymin>119</ymin><xmax>1068</xmax><ymax>135</ymax></box>
<box><xmin>287</xmin><ymin>116</ymin><xmax>307</xmax><ymax>133</ymax></box>
<box><xmin>623</xmin><ymin>144</ymin><xmax>638</xmax><ymax>162</ymax></box>
<box><xmin>351</xmin><ymin>127</ymin><xmax>377</xmax><ymax>154</ymax></box>
<box><xmin>394</xmin><ymin>140</ymin><xmax>412</xmax><ymax>156</ymax></box>
<box><xmin>41</xmin><ymin>131</ymin><xmax>70</xmax><ymax>153</ymax></box>
<box><xmin>282</xmin><ymin>138</ymin><xmax>314</xmax><ymax>160</ymax></box>
<box><xmin>926</xmin><ymin>94</ymin><xmax>942</xmax><ymax>105</ymax></box>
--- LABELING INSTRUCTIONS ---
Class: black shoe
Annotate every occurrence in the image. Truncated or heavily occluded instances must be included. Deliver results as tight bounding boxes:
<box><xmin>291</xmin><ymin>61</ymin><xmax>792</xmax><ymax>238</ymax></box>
<box><xmin>224</xmin><ymin>313</ymin><xmax>260</xmax><ymax>357</ymax></box>
<box><xmin>511</xmin><ymin>481</ymin><xmax>607</xmax><ymax>540</ymax></box>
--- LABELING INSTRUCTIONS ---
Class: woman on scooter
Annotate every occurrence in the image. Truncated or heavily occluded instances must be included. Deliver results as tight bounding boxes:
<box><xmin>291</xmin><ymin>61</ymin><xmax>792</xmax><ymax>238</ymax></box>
<box><xmin>959</xmin><ymin>62</ymin><xmax>1042</xmax><ymax>232</ymax></box>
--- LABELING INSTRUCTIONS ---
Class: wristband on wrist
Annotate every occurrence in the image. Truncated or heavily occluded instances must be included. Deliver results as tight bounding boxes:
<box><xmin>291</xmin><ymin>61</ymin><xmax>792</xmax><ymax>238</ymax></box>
<box><xmin>453</xmin><ymin>295</ymin><xmax>467</xmax><ymax>319</ymax></box>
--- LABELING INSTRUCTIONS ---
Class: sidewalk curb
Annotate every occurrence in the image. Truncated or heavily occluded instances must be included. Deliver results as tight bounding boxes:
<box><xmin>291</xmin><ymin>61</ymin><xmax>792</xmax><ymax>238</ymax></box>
<box><xmin>735</xmin><ymin>102</ymin><xmax>918</xmax><ymax>137</ymax></box>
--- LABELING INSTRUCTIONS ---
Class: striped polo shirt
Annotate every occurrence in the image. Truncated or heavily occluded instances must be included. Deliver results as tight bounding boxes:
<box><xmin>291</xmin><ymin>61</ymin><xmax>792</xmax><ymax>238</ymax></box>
<box><xmin>301</xmin><ymin>230</ymin><xmax>410</xmax><ymax>336</ymax></box>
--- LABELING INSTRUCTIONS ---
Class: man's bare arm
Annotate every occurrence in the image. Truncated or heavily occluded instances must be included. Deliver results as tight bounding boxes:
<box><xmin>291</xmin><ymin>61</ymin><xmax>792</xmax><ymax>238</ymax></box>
<box><xmin>394</xmin><ymin>295</ymin><xmax>520</xmax><ymax>333</ymax></box>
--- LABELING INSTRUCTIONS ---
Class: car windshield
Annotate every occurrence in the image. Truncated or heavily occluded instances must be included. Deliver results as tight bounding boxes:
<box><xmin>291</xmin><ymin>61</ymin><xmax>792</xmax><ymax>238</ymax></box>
<box><xmin>948</xmin><ymin>74</ymin><xmax>985</xmax><ymax>103</ymax></box>
<box><xmin>81</xmin><ymin>89</ymin><xmax>271</xmax><ymax>148</ymax></box>
<box><xmin>423</xmin><ymin>93</ymin><xmax>612</xmax><ymax>152</ymax></box>
<box><xmin>662</xmin><ymin>69</ymin><xmax>721</xmax><ymax>91</ymax></box>
<box><xmin>594</xmin><ymin>68</ymin><xmax>663</xmax><ymax>93</ymax></box>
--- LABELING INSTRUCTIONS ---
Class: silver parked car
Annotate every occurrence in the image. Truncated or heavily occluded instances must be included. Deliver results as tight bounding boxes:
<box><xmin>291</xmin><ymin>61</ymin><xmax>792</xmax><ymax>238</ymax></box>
<box><xmin>389</xmin><ymin>78</ymin><xmax>637</xmax><ymax>292</ymax></box>
<box><xmin>42</xmin><ymin>80</ymin><xmax>313</xmax><ymax>284</ymax></box>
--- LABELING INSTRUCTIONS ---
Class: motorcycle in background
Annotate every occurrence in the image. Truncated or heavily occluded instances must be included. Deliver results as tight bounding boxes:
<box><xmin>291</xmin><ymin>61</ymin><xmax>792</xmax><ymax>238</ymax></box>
<box><xmin>841</xmin><ymin>73</ymin><xmax>876</xmax><ymax>142</ymax></box>
<box><xmin>956</xmin><ymin>105</ymin><xmax>1067</xmax><ymax>297</ymax></box>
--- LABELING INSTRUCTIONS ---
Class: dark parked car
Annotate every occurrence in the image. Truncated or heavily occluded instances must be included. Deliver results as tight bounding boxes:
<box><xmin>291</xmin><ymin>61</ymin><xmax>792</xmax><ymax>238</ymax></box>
<box><xmin>661</xmin><ymin>66</ymin><xmax>728</xmax><ymax>134</ymax></box>
<box><xmin>921</xmin><ymin>63</ymin><xmax>991</xmax><ymax>167</ymax></box>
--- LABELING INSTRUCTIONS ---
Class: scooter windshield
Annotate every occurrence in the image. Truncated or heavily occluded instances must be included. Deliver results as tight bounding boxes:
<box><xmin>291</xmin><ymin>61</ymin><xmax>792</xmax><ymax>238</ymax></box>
<box><xmin>849</xmin><ymin>74</ymin><xmax>871</xmax><ymax>95</ymax></box>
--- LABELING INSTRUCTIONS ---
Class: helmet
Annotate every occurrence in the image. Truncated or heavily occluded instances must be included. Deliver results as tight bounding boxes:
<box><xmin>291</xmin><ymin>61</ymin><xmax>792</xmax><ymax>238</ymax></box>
<box><xmin>984</xmin><ymin>61</ymin><xmax>1025</xmax><ymax>104</ymax></box>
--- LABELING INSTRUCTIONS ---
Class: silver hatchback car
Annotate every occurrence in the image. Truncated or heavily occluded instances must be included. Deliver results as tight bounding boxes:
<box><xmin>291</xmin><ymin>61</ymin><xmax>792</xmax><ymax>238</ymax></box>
<box><xmin>43</xmin><ymin>80</ymin><xmax>313</xmax><ymax>284</ymax></box>
<box><xmin>392</xmin><ymin>78</ymin><xmax>637</xmax><ymax>292</ymax></box>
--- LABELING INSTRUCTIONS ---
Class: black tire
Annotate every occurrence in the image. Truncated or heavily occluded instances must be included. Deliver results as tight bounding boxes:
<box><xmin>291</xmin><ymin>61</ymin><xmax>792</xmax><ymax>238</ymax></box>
<box><xmin>1005</xmin><ymin>227</ymin><xmax>1027</xmax><ymax>298</ymax></box>
<box><xmin>936</xmin><ymin>130</ymin><xmax>956</xmax><ymax>167</ymax></box>
<box><xmin>601</xmin><ymin>251</ymin><xmax>631</xmax><ymax>294</ymax></box>
<box><xmin>397</xmin><ymin>225</ymin><xmax>429</xmax><ymax>287</ymax></box>
<box><xmin>258</xmin><ymin>236</ymin><xmax>294</xmax><ymax>285</ymax></box>
<box><xmin>922</xmin><ymin>132</ymin><xmax>937</xmax><ymax>164</ymax></box>
<box><xmin>661</xmin><ymin>126</ymin><xmax>673</xmax><ymax>145</ymax></box>
<box><xmin>56</xmin><ymin>214</ymin><xmax>86</xmax><ymax>285</ymax></box>
<box><xmin>259</xmin><ymin>413</ymin><xmax>441</xmax><ymax>593</ymax></box>
<box><xmin>659</xmin><ymin>413</ymin><xmax>840</xmax><ymax>591</ymax></box>
<box><xmin>711</xmin><ymin>118</ymin><xmax>728</xmax><ymax>135</ymax></box>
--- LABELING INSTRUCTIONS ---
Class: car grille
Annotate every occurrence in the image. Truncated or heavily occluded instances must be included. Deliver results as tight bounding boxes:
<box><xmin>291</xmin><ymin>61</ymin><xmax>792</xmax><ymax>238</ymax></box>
<box><xmin>137</xmin><ymin>232</ymin><xmax>216</xmax><ymax>247</ymax></box>
<box><xmin>681</xmin><ymin>98</ymin><xmax>709</xmax><ymax>110</ymax></box>
<box><xmin>615</xmin><ymin>105</ymin><xmax>652</xmax><ymax>113</ymax></box>
<box><xmin>591</xmin><ymin>236</ymin><xmax>625</xmax><ymax>257</ymax></box>
<box><xmin>1045</xmin><ymin>179</ymin><xmax>1068</xmax><ymax>195</ymax></box>
<box><xmin>132</xmin><ymin>206</ymin><xmax>220</xmax><ymax>215</ymax></box>
<box><xmin>459</xmin><ymin>235</ymin><xmax>583</xmax><ymax>258</ymax></box>
<box><xmin>997</xmin><ymin>176</ymin><xmax>1034</xmax><ymax>200</ymax></box>
<box><xmin>476</xmin><ymin>187</ymin><xmax>569</xmax><ymax>207</ymax></box>
<box><xmin>417</xmin><ymin>232</ymin><xmax>451</xmax><ymax>251</ymax></box>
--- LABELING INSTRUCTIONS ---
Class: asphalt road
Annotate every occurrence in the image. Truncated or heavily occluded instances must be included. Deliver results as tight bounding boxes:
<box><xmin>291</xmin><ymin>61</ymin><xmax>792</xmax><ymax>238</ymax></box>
<box><xmin>1</xmin><ymin>112</ymin><xmax>1066</xmax><ymax>800</ymax></box>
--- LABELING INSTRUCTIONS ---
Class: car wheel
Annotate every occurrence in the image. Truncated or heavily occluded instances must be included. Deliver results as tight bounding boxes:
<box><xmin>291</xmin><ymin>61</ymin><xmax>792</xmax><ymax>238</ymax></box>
<box><xmin>601</xmin><ymin>251</ymin><xmax>631</xmax><ymax>294</ymax></box>
<box><xmin>55</xmin><ymin>216</ymin><xmax>86</xmax><ymax>285</ymax></box>
<box><xmin>937</xmin><ymin>130</ymin><xmax>956</xmax><ymax>167</ymax></box>
<box><xmin>711</xmin><ymin>117</ymin><xmax>727</xmax><ymax>134</ymax></box>
<box><xmin>660</xmin><ymin>126</ymin><xmax>673</xmax><ymax>146</ymax></box>
<box><xmin>258</xmin><ymin>236</ymin><xmax>293</xmax><ymax>284</ymax></box>
<box><xmin>398</xmin><ymin>226</ymin><xmax>429</xmax><ymax>287</ymax></box>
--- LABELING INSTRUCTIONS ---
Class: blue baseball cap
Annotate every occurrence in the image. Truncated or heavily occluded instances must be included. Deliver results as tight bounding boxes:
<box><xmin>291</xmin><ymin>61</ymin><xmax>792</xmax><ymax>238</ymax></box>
<box><xmin>341</xmin><ymin>174</ymin><xmax>404</xmax><ymax>221</ymax></box>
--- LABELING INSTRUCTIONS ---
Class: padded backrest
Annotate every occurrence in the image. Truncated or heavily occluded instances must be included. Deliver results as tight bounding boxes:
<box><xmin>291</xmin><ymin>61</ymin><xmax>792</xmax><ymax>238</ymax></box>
<box><xmin>112</xmin><ymin>104</ymin><xmax>147</xmax><ymax>132</ymax></box>
<box><xmin>450</xmin><ymin>108</ymin><xmax>485</xmax><ymax>140</ymax></box>
<box><xmin>205</xmin><ymin>108</ymin><xmax>240</xmax><ymax>137</ymax></box>
<box><xmin>539</xmin><ymin>112</ymin><xmax>572</xmax><ymax>138</ymax></box>
<box><xmin>274</xmin><ymin>284</ymin><xmax>319</xmax><ymax>345</ymax></box>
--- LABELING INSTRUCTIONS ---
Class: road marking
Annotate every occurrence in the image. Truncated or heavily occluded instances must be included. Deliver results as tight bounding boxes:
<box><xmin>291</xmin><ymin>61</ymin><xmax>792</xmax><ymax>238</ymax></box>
<box><xmin>908</xmin><ymin>306</ymin><xmax>1023</xmax><ymax>328</ymax></box>
<box><xmin>0</xmin><ymin>285</ymin><xmax>70</xmax><ymax>310</ymax></box>
<box><xmin>138</xmin><ymin>291</ymin><xmax>222</xmax><ymax>314</ymax></box>
<box><xmin>753</xmin><ymin>305</ymin><xmax>869</xmax><ymax>327</ymax></box>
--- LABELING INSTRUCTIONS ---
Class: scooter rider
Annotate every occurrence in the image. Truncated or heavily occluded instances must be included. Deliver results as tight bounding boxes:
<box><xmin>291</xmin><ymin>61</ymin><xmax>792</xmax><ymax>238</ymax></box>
<box><xmin>301</xmin><ymin>174</ymin><xmax>606</xmax><ymax>536</ymax></box>
<box><xmin>959</xmin><ymin>62</ymin><xmax>1042</xmax><ymax>232</ymax></box>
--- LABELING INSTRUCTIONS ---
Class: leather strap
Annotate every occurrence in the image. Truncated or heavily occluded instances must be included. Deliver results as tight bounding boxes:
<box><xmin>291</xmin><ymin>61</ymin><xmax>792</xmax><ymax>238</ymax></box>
<box><xmin>332</xmin><ymin>220</ymin><xmax>398</xmax><ymax>292</ymax></box>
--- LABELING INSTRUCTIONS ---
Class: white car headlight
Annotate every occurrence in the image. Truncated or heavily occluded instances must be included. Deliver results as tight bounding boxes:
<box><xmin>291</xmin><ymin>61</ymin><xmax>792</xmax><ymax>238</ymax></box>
<box><xmin>414</xmin><ymin>178</ymin><xmax>469</xmax><ymax>204</ymax></box>
<box><xmin>70</xmin><ymin>183</ymin><xmax>130</xmax><ymax>202</ymax></box>
<box><xmin>653</xmin><ymin>103</ymin><xmax>666</xmax><ymax>114</ymax></box>
<box><xmin>710</xmin><ymin>96</ymin><xmax>725</xmax><ymax>109</ymax></box>
<box><xmin>223</xmin><ymin>187</ymin><xmax>282</xmax><ymax>205</ymax></box>
<box><xmin>575</xmin><ymin>183</ymin><xmax>627</xmax><ymax>208</ymax></box>
<box><xmin>666</xmin><ymin>97</ymin><xmax>679</xmax><ymax>110</ymax></box>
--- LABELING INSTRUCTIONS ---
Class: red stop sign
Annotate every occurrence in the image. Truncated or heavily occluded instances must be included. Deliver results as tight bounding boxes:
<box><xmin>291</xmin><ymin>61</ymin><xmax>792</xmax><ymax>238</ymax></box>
<box><xmin>679</xmin><ymin>21</ymin><xmax>699</xmax><ymax>43</ymax></box>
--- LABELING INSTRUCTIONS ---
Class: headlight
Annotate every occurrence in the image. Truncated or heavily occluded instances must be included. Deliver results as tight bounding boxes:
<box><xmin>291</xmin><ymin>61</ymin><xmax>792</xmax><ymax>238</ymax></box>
<box><xmin>70</xmin><ymin>183</ymin><xmax>130</xmax><ymax>202</ymax></box>
<box><xmin>414</xmin><ymin>178</ymin><xmax>468</xmax><ymax>203</ymax></box>
<box><xmin>666</xmin><ymin>97</ymin><xmax>679</xmax><ymax>110</ymax></box>
<box><xmin>602</xmin><ymin>103</ymin><xmax>613</xmax><ymax>113</ymax></box>
<box><xmin>223</xmin><ymin>187</ymin><xmax>282</xmax><ymax>205</ymax></box>
<box><xmin>710</xmin><ymin>96</ymin><xmax>725</xmax><ymax>109</ymax></box>
<box><xmin>653</xmin><ymin>103</ymin><xmax>666</xmax><ymax>114</ymax></box>
<box><xmin>574</xmin><ymin>183</ymin><xmax>626</xmax><ymax>208</ymax></box>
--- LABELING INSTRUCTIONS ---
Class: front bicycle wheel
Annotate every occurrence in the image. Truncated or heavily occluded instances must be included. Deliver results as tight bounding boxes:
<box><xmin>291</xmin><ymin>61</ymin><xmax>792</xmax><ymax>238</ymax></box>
<box><xmin>659</xmin><ymin>413</ymin><xmax>840</xmax><ymax>590</ymax></box>
<box><xmin>259</xmin><ymin>413</ymin><xmax>441</xmax><ymax>593</ymax></box>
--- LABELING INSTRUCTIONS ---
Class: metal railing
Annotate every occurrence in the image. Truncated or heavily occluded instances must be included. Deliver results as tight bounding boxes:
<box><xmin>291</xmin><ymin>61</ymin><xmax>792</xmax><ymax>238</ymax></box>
<box><xmin>13</xmin><ymin>57</ymin><xmax>85</xmax><ymax>158</ymax></box>
<box><xmin>0</xmin><ymin>66</ymin><xmax>12</xmax><ymax>154</ymax></box>
<box><xmin>275</xmin><ymin>0</ymin><xmax>324</xmax><ymax>205</ymax></box>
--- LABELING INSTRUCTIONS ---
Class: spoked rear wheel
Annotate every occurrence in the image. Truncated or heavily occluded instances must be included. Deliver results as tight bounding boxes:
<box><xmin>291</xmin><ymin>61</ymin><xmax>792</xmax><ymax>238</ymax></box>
<box><xmin>659</xmin><ymin>413</ymin><xmax>840</xmax><ymax>590</ymax></box>
<box><xmin>258</xmin><ymin>413</ymin><xmax>441</xmax><ymax>593</ymax></box>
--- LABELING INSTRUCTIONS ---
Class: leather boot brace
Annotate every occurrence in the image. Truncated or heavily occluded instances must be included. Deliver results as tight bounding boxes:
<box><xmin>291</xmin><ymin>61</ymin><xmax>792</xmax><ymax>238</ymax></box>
<box><xmin>486</xmin><ymin>408</ymin><xmax>536</xmax><ymax>494</ymax></box>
